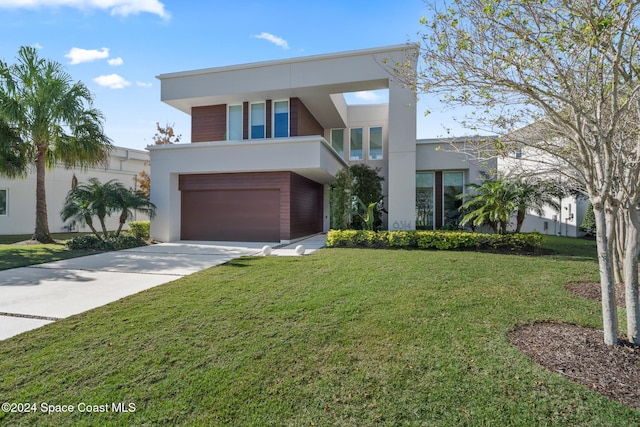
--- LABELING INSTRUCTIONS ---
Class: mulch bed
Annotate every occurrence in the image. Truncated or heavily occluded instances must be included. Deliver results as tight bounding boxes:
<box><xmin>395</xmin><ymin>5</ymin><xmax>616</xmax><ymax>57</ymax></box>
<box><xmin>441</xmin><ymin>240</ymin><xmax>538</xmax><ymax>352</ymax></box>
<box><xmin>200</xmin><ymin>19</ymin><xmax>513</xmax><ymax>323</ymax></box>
<box><xmin>509</xmin><ymin>281</ymin><xmax>640</xmax><ymax>409</ymax></box>
<box><xmin>509</xmin><ymin>322</ymin><xmax>640</xmax><ymax>409</ymax></box>
<box><xmin>565</xmin><ymin>281</ymin><xmax>627</xmax><ymax>308</ymax></box>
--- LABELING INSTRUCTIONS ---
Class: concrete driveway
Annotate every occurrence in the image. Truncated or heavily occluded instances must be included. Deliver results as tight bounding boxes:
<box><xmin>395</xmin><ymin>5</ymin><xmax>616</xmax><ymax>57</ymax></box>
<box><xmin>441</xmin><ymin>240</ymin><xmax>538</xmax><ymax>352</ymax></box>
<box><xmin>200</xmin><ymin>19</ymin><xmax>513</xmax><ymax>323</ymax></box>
<box><xmin>0</xmin><ymin>236</ymin><xmax>326</xmax><ymax>341</ymax></box>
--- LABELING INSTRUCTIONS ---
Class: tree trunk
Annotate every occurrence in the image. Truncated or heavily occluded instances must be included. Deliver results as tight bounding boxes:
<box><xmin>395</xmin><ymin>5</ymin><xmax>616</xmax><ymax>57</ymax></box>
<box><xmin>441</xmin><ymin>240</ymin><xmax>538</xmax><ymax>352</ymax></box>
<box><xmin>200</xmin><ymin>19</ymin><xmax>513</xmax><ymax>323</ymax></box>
<box><xmin>115</xmin><ymin>212</ymin><xmax>127</xmax><ymax>237</ymax></box>
<box><xmin>614</xmin><ymin>213</ymin><xmax>625</xmax><ymax>285</ymax></box>
<box><xmin>623</xmin><ymin>208</ymin><xmax>640</xmax><ymax>344</ymax></box>
<box><xmin>32</xmin><ymin>145</ymin><xmax>55</xmax><ymax>243</ymax></box>
<box><xmin>516</xmin><ymin>208</ymin><xmax>525</xmax><ymax>233</ymax></box>
<box><xmin>593</xmin><ymin>202</ymin><xmax>618</xmax><ymax>345</ymax></box>
<box><xmin>84</xmin><ymin>215</ymin><xmax>103</xmax><ymax>241</ymax></box>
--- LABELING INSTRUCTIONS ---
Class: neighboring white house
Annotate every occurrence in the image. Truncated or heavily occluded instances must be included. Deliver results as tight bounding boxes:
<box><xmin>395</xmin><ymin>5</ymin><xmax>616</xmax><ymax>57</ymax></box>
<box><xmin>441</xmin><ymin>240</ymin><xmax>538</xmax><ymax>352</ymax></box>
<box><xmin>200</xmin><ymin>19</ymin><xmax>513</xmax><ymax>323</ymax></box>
<box><xmin>0</xmin><ymin>146</ymin><xmax>149</xmax><ymax>235</ymax></box>
<box><xmin>497</xmin><ymin>143</ymin><xmax>589</xmax><ymax>237</ymax></box>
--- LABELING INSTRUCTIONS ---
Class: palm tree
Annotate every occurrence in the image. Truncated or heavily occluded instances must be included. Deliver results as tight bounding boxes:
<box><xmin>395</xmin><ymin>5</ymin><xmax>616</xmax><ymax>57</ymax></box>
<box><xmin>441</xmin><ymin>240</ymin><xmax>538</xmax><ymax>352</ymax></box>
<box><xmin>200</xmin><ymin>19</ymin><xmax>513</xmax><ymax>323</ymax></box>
<box><xmin>511</xmin><ymin>180</ymin><xmax>561</xmax><ymax>233</ymax></box>
<box><xmin>459</xmin><ymin>180</ymin><xmax>517</xmax><ymax>234</ymax></box>
<box><xmin>60</xmin><ymin>187</ymin><xmax>102</xmax><ymax>240</ymax></box>
<box><xmin>61</xmin><ymin>178</ymin><xmax>156</xmax><ymax>240</ymax></box>
<box><xmin>0</xmin><ymin>47</ymin><xmax>112</xmax><ymax>243</ymax></box>
<box><xmin>111</xmin><ymin>185</ymin><xmax>156</xmax><ymax>237</ymax></box>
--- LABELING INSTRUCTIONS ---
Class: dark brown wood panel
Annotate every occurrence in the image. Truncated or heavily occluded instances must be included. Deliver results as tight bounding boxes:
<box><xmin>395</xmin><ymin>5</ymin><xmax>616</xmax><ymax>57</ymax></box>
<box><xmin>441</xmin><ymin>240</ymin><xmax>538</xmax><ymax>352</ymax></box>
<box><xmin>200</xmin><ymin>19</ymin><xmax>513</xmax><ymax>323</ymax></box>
<box><xmin>289</xmin><ymin>173</ymin><xmax>323</xmax><ymax>239</ymax></box>
<box><xmin>266</xmin><ymin>100</ymin><xmax>272</xmax><ymax>138</ymax></box>
<box><xmin>179</xmin><ymin>171</ymin><xmax>323</xmax><ymax>242</ymax></box>
<box><xmin>243</xmin><ymin>102</ymin><xmax>249</xmax><ymax>140</ymax></box>
<box><xmin>192</xmin><ymin>105</ymin><xmax>226</xmax><ymax>142</ymax></box>
<box><xmin>181</xmin><ymin>189</ymin><xmax>280</xmax><ymax>241</ymax></box>
<box><xmin>179</xmin><ymin>172</ymin><xmax>289</xmax><ymax>191</ymax></box>
<box><xmin>435</xmin><ymin>171</ymin><xmax>443</xmax><ymax>229</ymax></box>
<box><xmin>290</xmin><ymin>97</ymin><xmax>323</xmax><ymax>137</ymax></box>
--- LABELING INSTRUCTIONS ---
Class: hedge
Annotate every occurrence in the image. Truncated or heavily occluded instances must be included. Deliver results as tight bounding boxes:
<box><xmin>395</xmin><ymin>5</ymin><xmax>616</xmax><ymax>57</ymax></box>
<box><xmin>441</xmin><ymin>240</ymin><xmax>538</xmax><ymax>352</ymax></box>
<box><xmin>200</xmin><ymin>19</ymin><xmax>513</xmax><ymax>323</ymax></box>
<box><xmin>128</xmin><ymin>221</ymin><xmax>151</xmax><ymax>239</ymax></box>
<box><xmin>66</xmin><ymin>234</ymin><xmax>146</xmax><ymax>251</ymax></box>
<box><xmin>326</xmin><ymin>230</ymin><xmax>543</xmax><ymax>253</ymax></box>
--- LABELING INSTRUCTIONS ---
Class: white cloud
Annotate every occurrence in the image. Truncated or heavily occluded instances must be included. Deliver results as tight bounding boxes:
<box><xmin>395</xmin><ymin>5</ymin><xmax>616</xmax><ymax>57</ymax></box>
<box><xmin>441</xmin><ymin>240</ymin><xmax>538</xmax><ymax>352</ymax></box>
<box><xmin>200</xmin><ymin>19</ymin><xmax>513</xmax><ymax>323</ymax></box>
<box><xmin>354</xmin><ymin>91</ymin><xmax>383</xmax><ymax>102</ymax></box>
<box><xmin>94</xmin><ymin>74</ymin><xmax>131</xmax><ymax>89</ymax></box>
<box><xmin>254</xmin><ymin>32</ymin><xmax>289</xmax><ymax>49</ymax></box>
<box><xmin>65</xmin><ymin>47</ymin><xmax>109</xmax><ymax>65</ymax></box>
<box><xmin>136</xmin><ymin>81</ymin><xmax>152</xmax><ymax>88</ymax></box>
<box><xmin>0</xmin><ymin>0</ymin><xmax>170</xmax><ymax>19</ymax></box>
<box><xmin>108</xmin><ymin>57</ymin><xmax>123</xmax><ymax>66</ymax></box>
<box><xmin>32</xmin><ymin>43</ymin><xmax>43</xmax><ymax>49</ymax></box>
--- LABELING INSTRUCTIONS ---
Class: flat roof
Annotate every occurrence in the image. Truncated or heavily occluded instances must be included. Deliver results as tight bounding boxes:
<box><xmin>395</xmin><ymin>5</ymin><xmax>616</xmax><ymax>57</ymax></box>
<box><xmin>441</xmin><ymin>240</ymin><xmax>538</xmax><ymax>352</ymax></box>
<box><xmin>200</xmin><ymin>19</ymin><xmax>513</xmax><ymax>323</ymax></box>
<box><xmin>157</xmin><ymin>44</ymin><xmax>418</xmax><ymax>80</ymax></box>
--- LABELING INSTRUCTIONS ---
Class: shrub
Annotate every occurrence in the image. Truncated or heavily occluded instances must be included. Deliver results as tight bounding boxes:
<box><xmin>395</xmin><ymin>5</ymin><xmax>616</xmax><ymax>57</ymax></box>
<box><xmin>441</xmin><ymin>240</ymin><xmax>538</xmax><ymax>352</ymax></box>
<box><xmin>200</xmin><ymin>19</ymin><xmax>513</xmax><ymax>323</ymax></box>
<box><xmin>580</xmin><ymin>203</ymin><xmax>596</xmax><ymax>236</ymax></box>
<box><xmin>66</xmin><ymin>234</ymin><xmax>146</xmax><ymax>251</ymax></box>
<box><xmin>128</xmin><ymin>221</ymin><xmax>151</xmax><ymax>239</ymax></box>
<box><xmin>65</xmin><ymin>234</ymin><xmax>104</xmax><ymax>250</ymax></box>
<box><xmin>326</xmin><ymin>230</ymin><xmax>543</xmax><ymax>253</ymax></box>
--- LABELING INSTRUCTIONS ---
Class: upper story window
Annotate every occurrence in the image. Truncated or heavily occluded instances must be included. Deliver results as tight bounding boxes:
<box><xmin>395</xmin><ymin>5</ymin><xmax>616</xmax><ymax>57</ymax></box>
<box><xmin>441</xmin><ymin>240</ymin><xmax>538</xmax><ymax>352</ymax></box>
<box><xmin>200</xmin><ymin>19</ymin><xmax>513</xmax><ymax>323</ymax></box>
<box><xmin>349</xmin><ymin>128</ymin><xmax>363</xmax><ymax>160</ymax></box>
<box><xmin>227</xmin><ymin>105</ymin><xmax>243</xmax><ymax>141</ymax></box>
<box><xmin>0</xmin><ymin>189</ymin><xmax>7</xmax><ymax>215</ymax></box>
<box><xmin>273</xmin><ymin>100</ymin><xmax>289</xmax><ymax>138</ymax></box>
<box><xmin>331</xmin><ymin>129</ymin><xmax>344</xmax><ymax>157</ymax></box>
<box><xmin>369</xmin><ymin>126</ymin><xmax>383</xmax><ymax>160</ymax></box>
<box><xmin>250</xmin><ymin>102</ymin><xmax>265</xmax><ymax>139</ymax></box>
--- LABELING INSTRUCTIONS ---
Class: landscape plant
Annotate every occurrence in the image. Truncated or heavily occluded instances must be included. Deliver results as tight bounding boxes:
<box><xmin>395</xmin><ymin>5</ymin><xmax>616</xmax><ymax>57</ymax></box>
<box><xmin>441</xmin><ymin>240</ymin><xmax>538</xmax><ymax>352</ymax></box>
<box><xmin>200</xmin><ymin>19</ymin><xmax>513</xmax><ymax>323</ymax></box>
<box><xmin>61</xmin><ymin>178</ymin><xmax>155</xmax><ymax>243</ymax></box>
<box><xmin>0</xmin><ymin>46</ymin><xmax>112</xmax><ymax>243</ymax></box>
<box><xmin>330</xmin><ymin>164</ymin><xmax>384</xmax><ymax>230</ymax></box>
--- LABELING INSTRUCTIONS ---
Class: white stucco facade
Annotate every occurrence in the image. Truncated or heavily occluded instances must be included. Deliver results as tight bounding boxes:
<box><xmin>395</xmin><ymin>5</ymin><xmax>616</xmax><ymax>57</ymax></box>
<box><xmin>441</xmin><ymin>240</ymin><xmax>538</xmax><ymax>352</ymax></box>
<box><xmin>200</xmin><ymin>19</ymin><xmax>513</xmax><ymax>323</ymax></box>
<box><xmin>152</xmin><ymin>44</ymin><xmax>419</xmax><ymax>242</ymax></box>
<box><xmin>0</xmin><ymin>146</ymin><xmax>149</xmax><ymax>236</ymax></box>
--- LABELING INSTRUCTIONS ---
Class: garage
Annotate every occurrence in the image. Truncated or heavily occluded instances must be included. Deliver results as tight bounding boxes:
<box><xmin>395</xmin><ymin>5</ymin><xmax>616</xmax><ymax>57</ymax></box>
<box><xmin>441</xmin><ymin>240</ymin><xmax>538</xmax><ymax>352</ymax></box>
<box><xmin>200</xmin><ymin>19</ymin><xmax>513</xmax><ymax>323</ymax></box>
<box><xmin>179</xmin><ymin>171</ymin><xmax>323</xmax><ymax>242</ymax></box>
<box><xmin>181</xmin><ymin>189</ymin><xmax>280</xmax><ymax>241</ymax></box>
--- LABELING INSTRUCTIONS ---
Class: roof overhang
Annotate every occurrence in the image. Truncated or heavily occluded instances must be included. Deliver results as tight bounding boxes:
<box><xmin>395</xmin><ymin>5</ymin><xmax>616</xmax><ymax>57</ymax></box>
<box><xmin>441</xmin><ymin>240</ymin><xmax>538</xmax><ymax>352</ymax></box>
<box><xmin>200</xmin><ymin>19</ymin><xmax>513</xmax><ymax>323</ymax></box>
<box><xmin>157</xmin><ymin>44</ymin><xmax>418</xmax><ymax>130</ymax></box>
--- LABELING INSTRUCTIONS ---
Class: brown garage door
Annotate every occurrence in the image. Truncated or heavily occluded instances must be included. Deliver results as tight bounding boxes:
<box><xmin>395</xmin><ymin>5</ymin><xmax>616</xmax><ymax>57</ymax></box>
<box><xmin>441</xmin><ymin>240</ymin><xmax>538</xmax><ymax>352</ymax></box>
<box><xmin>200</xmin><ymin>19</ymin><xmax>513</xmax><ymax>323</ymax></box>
<box><xmin>181</xmin><ymin>189</ymin><xmax>280</xmax><ymax>241</ymax></box>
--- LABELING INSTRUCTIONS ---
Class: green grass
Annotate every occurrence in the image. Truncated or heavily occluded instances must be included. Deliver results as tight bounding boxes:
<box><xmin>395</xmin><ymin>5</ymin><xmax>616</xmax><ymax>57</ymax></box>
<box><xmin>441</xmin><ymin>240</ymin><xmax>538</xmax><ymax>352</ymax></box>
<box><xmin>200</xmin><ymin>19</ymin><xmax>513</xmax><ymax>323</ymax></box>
<box><xmin>0</xmin><ymin>236</ymin><xmax>637</xmax><ymax>426</ymax></box>
<box><xmin>0</xmin><ymin>233</ymin><xmax>96</xmax><ymax>271</ymax></box>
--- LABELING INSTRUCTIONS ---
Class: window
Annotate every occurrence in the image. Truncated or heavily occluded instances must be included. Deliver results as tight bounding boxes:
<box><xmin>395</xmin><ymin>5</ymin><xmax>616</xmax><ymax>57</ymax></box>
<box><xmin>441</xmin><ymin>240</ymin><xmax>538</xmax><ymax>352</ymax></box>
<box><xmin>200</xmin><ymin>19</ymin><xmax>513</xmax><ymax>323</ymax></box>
<box><xmin>416</xmin><ymin>173</ymin><xmax>434</xmax><ymax>230</ymax></box>
<box><xmin>369</xmin><ymin>126</ymin><xmax>383</xmax><ymax>160</ymax></box>
<box><xmin>228</xmin><ymin>105</ymin><xmax>243</xmax><ymax>141</ymax></box>
<box><xmin>273</xmin><ymin>100</ymin><xmax>289</xmax><ymax>138</ymax></box>
<box><xmin>331</xmin><ymin>129</ymin><xmax>344</xmax><ymax>157</ymax></box>
<box><xmin>250</xmin><ymin>103</ymin><xmax>265</xmax><ymax>139</ymax></box>
<box><xmin>0</xmin><ymin>189</ymin><xmax>6</xmax><ymax>215</ymax></box>
<box><xmin>349</xmin><ymin>128</ymin><xmax>363</xmax><ymax>160</ymax></box>
<box><xmin>443</xmin><ymin>172</ymin><xmax>464</xmax><ymax>228</ymax></box>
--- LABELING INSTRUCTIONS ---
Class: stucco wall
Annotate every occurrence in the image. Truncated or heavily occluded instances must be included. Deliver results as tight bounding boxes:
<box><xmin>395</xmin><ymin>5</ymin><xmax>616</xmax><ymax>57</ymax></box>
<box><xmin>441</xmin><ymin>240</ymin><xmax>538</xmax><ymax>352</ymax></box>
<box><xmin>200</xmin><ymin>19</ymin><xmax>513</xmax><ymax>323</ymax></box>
<box><xmin>0</xmin><ymin>147</ymin><xmax>149</xmax><ymax>236</ymax></box>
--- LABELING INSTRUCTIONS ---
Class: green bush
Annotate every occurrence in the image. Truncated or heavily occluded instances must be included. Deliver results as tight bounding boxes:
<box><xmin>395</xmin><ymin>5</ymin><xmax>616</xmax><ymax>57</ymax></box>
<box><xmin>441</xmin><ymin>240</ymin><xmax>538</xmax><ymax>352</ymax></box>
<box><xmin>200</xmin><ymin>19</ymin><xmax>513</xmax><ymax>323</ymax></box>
<box><xmin>326</xmin><ymin>230</ymin><xmax>543</xmax><ymax>253</ymax></box>
<box><xmin>65</xmin><ymin>234</ymin><xmax>104</xmax><ymax>250</ymax></box>
<box><xmin>128</xmin><ymin>221</ymin><xmax>151</xmax><ymax>239</ymax></box>
<box><xmin>580</xmin><ymin>203</ymin><xmax>596</xmax><ymax>236</ymax></box>
<box><xmin>66</xmin><ymin>234</ymin><xmax>146</xmax><ymax>251</ymax></box>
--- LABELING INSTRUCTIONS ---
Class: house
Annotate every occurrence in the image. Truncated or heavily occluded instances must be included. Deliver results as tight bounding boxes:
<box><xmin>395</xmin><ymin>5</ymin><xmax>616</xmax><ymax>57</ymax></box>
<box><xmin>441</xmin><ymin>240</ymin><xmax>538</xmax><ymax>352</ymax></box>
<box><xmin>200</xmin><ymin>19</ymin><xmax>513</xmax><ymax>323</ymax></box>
<box><xmin>497</xmin><ymin>144</ymin><xmax>588</xmax><ymax>237</ymax></box>
<box><xmin>151</xmin><ymin>44</ymin><xmax>497</xmax><ymax>243</ymax></box>
<box><xmin>0</xmin><ymin>146</ymin><xmax>149</xmax><ymax>235</ymax></box>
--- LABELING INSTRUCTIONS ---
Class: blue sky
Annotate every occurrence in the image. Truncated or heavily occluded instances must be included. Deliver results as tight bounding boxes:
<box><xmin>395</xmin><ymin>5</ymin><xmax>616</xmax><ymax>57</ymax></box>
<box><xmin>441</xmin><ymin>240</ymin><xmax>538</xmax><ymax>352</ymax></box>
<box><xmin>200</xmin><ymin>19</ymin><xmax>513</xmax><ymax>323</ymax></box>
<box><xmin>0</xmin><ymin>0</ymin><xmax>464</xmax><ymax>150</ymax></box>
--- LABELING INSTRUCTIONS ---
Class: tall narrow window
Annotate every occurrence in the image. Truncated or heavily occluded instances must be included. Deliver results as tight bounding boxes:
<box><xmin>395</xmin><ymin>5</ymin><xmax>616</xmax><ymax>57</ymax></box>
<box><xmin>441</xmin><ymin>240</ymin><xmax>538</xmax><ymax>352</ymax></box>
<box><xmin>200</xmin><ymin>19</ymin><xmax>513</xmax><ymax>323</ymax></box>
<box><xmin>273</xmin><ymin>100</ymin><xmax>289</xmax><ymax>138</ymax></box>
<box><xmin>369</xmin><ymin>126</ymin><xmax>383</xmax><ymax>160</ymax></box>
<box><xmin>349</xmin><ymin>128</ymin><xmax>363</xmax><ymax>160</ymax></box>
<box><xmin>443</xmin><ymin>172</ymin><xmax>464</xmax><ymax>228</ymax></box>
<box><xmin>416</xmin><ymin>173</ymin><xmax>434</xmax><ymax>230</ymax></box>
<box><xmin>0</xmin><ymin>189</ymin><xmax>7</xmax><ymax>215</ymax></box>
<box><xmin>331</xmin><ymin>129</ymin><xmax>344</xmax><ymax>157</ymax></box>
<box><xmin>228</xmin><ymin>105</ymin><xmax>242</xmax><ymax>141</ymax></box>
<box><xmin>250</xmin><ymin>103</ymin><xmax>265</xmax><ymax>139</ymax></box>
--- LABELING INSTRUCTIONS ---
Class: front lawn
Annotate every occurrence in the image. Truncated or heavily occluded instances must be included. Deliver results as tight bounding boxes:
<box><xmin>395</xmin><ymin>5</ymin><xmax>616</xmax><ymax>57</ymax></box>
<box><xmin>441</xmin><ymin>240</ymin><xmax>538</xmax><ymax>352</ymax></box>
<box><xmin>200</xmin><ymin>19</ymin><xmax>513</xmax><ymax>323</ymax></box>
<box><xmin>0</xmin><ymin>244</ymin><xmax>94</xmax><ymax>271</ymax></box>
<box><xmin>0</xmin><ymin>237</ymin><xmax>637</xmax><ymax>426</ymax></box>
